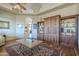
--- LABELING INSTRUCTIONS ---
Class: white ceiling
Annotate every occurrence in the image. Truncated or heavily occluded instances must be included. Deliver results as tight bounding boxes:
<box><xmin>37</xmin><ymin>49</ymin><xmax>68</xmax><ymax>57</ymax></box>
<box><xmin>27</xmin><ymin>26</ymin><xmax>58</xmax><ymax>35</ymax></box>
<box><xmin>0</xmin><ymin>3</ymin><xmax>64</xmax><ymax>15</ymax></box>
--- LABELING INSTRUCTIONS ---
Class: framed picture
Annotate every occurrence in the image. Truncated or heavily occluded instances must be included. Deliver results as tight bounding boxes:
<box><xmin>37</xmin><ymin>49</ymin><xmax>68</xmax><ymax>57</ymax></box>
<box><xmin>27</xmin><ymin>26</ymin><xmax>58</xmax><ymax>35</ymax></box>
<box><xmin>38</xmin><ymin>22</ymin><xmax>44</xmax><ymax>33</ymax></box>
<box><xmin>0</xmin><ymin>21</ymin><xmax>10</xmax><ymax>29</ymax></box>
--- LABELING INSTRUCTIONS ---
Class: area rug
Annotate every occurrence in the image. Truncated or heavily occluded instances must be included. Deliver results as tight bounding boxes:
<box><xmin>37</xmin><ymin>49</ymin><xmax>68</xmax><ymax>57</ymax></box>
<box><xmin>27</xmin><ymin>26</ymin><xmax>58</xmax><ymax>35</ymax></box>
<box><xmin>6</xmin><ymin>43</ymin><xmax>60</xmax><ymax>56</ymax></box>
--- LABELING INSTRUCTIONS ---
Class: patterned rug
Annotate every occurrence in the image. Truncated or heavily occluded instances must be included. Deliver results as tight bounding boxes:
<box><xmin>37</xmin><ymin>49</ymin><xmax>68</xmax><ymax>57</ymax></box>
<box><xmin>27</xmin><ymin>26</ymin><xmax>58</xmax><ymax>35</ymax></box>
<box><xmin>6</xmin><ymin>43</ymin><xmax>60</xmax><ymax>56</ymax></box>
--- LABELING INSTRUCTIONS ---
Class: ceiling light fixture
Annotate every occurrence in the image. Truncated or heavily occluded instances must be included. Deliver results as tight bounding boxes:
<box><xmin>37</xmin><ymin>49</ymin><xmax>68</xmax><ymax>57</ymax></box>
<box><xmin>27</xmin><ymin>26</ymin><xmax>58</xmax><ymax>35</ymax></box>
<box><xmin>10</xmin><ymin>3</ymin><xmax>26</xmax><ymax>13</ymax></box>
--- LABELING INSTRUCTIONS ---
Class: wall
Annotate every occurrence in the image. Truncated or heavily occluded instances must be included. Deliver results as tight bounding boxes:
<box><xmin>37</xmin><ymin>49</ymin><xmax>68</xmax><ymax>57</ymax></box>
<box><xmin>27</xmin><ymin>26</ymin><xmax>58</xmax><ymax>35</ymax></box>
<box><xmin>0</xmin><ymin>10</ymin><xmax>16</xmax><ymax>41</ymax></box>
<box><xmin>77</xmin><ymin>4</ymin><xmax>79</xmax><ymax>14</ymax></box>
<box><xmin>16</xmin><ymin>15</ymin><xmax>25</xmax><ymax>39</ymax></box>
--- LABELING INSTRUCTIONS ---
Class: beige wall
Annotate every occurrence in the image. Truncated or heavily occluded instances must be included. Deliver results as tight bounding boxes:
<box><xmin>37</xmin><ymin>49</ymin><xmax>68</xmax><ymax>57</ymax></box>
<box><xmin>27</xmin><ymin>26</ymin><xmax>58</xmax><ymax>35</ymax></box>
<box><xmin>77</xmin><ymin>4</ymin><xmax>79</xmax><ymax>14</ymax></box>
<box><xmin>0</xmin><ymin>10</ymin><xmax>16</xmax><ymax>41</ymax></box>
<box><xmin>16</xmin><ymin>15</ymin><xmax>25</xmax><ymax>39</ymax></box>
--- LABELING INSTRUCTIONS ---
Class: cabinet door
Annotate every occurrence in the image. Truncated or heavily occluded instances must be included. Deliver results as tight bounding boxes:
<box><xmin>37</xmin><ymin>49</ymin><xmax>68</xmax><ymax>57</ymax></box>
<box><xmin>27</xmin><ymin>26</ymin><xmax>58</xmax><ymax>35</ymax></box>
<box><xmin>50</xmin><ymin>16</ymin><xmax>60</xmax><ymax>45</ymax></box>
<box><xmin>77</xmin><ymin>16</ymin><xmax>79</xmax><ymax>48</ymax></box>
<box><xmin>60</xmin><ymin>17</ymin><xmax>77</xmax><ymax>48</ymax></box>
<box><xmin>37</xmin><ymin>22</ymin><xmax>44</xmax><ymax>40</ymax></box>
<box><xmin>44</xmin><ymin>18</ymin><xmax>50</xmax><ymax>34</ymax></box>
<box><xmin>44</xmin><ymin>18</ymin><xmax>50</xmax><ymax>42</ymax></box>
<box><xmin>44</xmin><ymin>16</ymin><xmax>60</xmax><ymax>45</ymax></box>
<box><xmin>40</xmin><ymin>33</ymin><xmax>44</xmax><ymax>40</ymax></box>
<box><xmin>44</xmin><ymin>34</ymin><xmax>48</xmax><ymax>41</ymax></box>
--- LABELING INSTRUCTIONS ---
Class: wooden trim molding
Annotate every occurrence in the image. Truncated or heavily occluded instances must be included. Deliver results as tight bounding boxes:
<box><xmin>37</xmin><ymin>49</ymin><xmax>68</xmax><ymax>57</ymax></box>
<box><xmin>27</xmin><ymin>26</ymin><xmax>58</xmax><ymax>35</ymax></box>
<box><xmin>61</xmin><ymin>14</ymin><xmax>79</xmax><ymax>20</ymax></box>
<box><xmin>44</xmin><ymin>15</ymin><xmax>61</xmax><ymax>19</ymax></box>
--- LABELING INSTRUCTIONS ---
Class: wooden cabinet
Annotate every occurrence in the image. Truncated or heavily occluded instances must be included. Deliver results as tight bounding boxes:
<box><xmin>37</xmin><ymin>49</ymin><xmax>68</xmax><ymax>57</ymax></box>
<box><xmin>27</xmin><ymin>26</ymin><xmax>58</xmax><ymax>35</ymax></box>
<box><xmin>60</xmin><ymin>15</ymin><xmax>78</xmax><ymax>48</ymax></box>
<box><xmin>37</xmin><ymin>14</ymin><xmax>79</xmax><ymax>48</ymax></box>
<box><xmin>44</xmin><ymin>15</ymin><xmax>60</xmax><ymax>46</ymax></box>
<box><xmin>37</xmin><ymin>21</ymin><xmax>44</xmax><ymax>41</ymax></box>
